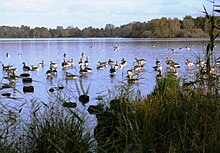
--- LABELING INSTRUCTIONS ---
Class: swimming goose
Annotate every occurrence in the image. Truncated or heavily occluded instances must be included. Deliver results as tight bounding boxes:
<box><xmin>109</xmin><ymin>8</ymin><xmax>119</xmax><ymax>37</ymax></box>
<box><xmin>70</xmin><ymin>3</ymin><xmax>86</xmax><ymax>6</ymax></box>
<box><xmin>108</xmin><ymin>59</ymin><xmax>114</xmax><ymax>65</ymax></box>
<box><xmin>67</xmin><ymin>58</ymin><xmax>74</xmax><ymax>66</ymax></box>
<box><xmin>50</xmin><ymin>61</ymin><xmax>58</xmax><ymax>69</ymax></box>
<box><xmin>135</xmin><ymin>58</ymin><xmax>146</xmax><ymax>65</ymax></box>
<box><xmin>22</xmin><ymin>62</ymin><xmax>31</xmax><ymax>71</ymax></box>
<box><xmin>98</xmin><ymin>61</ymin><xmax>108</xmax><ymax>67</ymax></box>
<box><xmin>133</xmin><ymin>65</ymin><xmax>143</xmax><ymax>72</ymax></box>
<box><xmin>2</xmin><ymin>64</ymin><xmax>11</xmax><ymax>71</ymax></box>
<box><xmin>96</xmin><ymin>64</ymin><xmax>105</xmax><ymax>70</ymax></box>
<box><xmin>84</xmin><ymin>65</ymin><xmax>92</xmax><ymax>73</ymax></box>
<box><xmin>65</xmin><ymin>72</ymin><xmax>78</xmax><ymax>80</ymax></box>
<box><xmin>31</xmin><ymin>65</ymin><xmax>39</xmax><ymax>71</ymax></box>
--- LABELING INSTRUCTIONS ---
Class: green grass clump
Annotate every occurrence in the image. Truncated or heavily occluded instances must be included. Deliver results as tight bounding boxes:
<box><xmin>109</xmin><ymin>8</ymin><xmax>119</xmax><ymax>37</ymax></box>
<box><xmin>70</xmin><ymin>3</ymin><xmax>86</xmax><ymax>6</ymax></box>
<box><xmin>93</xmin><ymin>77</ymin><xmax>220</xmax><ymax>152</ymax></box>
<box><xmin>22</xmin><ymin>100</ymin><xmax>93</xmax><ymax>153</ymax></box>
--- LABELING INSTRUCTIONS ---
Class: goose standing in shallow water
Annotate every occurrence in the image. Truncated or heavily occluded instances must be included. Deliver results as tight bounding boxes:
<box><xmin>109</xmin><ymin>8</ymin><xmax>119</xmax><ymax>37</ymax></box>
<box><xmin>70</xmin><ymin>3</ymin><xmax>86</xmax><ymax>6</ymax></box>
<box><xmin>155</xmin><ymin>58</ymin><xmax>160</xmax><ymax>65</ymax></box>
<box><xmin>185</xmin><ymin>59</ymin><xmax>194</xmax><ymax>69</ymax></box>
<box><xmin>38</xmin><ymin>60</ymin><xmax>45</xmax><ymax>67</ymax></box>
<box><xmin>156</xmin><ymin>70</ymin><xmax>162</xmax><ymax>80</ymax></box>
<box><xmin>85</xmin><ymin>56</ymin><xmax>89</xmax><ymax>67</ymax></box>
<box><xmin>78</xmin><ymin>58</ymin><xmax>83</xmax><ymax>67</ymax></box>
<box><xmin>6</xmin><ymin>52</ymin><xmax>10</xmax><ymax>58</ymax></box>
<box><xmin>109</xmin><ymin>65</ymin><xmax>116</xmax><ymax>77</ymax></box>
<box><xmin>120</xmin><ymin>58</ymin><xmax>127</xmax><ymax>69</ymax></box>
<box><xmin>114</xmin><ymin>61</ymin><xmax>119</xmax><ymax>70</ymax></box>
<box><xmin>46</xmin><ymin>67</ymin><xmax>53</xmax><ymax>78</ymax></box>
<box><xmin>79</xmin><ymin>65</ymin><xmax>88</xmax><ymax>75</ymax></box>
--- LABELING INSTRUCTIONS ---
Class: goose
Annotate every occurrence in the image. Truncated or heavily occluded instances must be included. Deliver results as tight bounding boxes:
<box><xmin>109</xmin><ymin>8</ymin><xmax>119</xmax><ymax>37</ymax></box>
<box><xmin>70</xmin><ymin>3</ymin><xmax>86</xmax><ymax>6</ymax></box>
<box><xmin>79</xmin><ymin>65</ymin><xmax>88</xmax><ymax>75</ymax></box>
<box><xmin>46</xmin><ymin>67</ymin><xmax>53</xmax><ymax>77</ymax></box>
<box><xmin>84</xmin><ymin>65</ymin><xmax>92</xmax><ymax>73</ymax></box>
<box><xmin>85</xmin><ymin>56</ymin><xmax>89</xmax><ymax>66</ymax></box>
<box><xmin>166</xmin><ymin>65</ymin><xmax>178</xmax><ymax>76</ymax></box>
<box><xmin>135</xmin><ymin>58</ymin><xmax>146</xmax><ymax>65</ymax></box>
<box><xmin>31</xmin><ymin>65</ymin><xmax>39</xmax><ymax>71</ymax></box>
<box><xmin>50</xmin><ymin>61</ymin><xmax>57</xmax><ymax>69</ymax></box>
<box><xmin>7</xmin><ymin>68</ymin><xmax>17</xmax><ymax>75</ymax></box>
<box><xmin>127</xmin><ymin>69</ymin><xmax>134</xmax><ymax>76</ymax></box>
<box><xmin>38</xmin><ymin>60</ymin><xmax>45</xmax><ymax>67</ymax></box>
<box><xmin>109</xmin><ymin>65</ymin><xmax>116</xmax><ymax>77</ymax></box>
<box><xmin>65</xmin><ymin>72</ymin><xmax>78</xmax><ymax>80</ymax></box>
<box><xmin>96</xmin><ymin>64</ymin><xmax>105</xmax><ymax>70</ymax></box>
<box><xmin>98</xmin><ymin>61</ymin><xmax>108</xmax><ymax>67</ymax></box>
<box><xmin>62</xmin><ymin>59</ymin><xmax>70</xmax><ymax>69</ymax></box>
<box><xmin>81</xmin><ymin>51</ymin><xmax>85</xmax><ymax>57</ymax></box>
<box><xmin>167</xmin><ymin>58</ymin><xmax>180</xmax><ymax>68</ymax></box>
<box><xmin>195</xmin><ymin>59</ymin><xmax>205</xmax><ymax>67</ymax></box>
<box><xmin>114</xmin><ymin>61</ymin><xmax>119</xmax><ymax>70</ymax></box>
<box><xmin>108</xmin><ymin>59</ymin><xmax>114</xmax><ymax>65</ymax></box>
<box><xmin>156</xmin><ymin>70</ymin><xmax>162</xmax><ymax>80</ymax></box>
<box><xmin>52</xmin><ymin>68</ymin><xmax>58</xmax><ymax>76</ymax></box>
<box><xmin>22</xmin><ymin>62</ymin><xmax>31</xmax><ymax>71</ymax></box>
<box><xmin>153</xmin><ymin>65</ymin><xmax>162</xmax><ymax>72</ymax></box>
<box><xmin>155</xmin><ymin>58</ymin><xmax>160</xmax><ymax>65</ymax></box>
<box><xmin>113</xmin><ymin>46</ymin><xmax>119</xmax><ymax>51</ymax></box>
<box><xmin>78</xmin><ymin>58</ymin><xmax>83</xmax><ymax>67</ymax></box>
<box><xmin>185</xmin><ymin>59</ymin><xmax>194</xmax><ymax>68</ymax></box>
<box><xmin>133</xmin><ymin>65</ymin><xmax>143</xmax><ymax>72</ymax></box>
<box><xmin>6</xmin><ymin>52</ymin><xmax>10</xmax><ymax>58</ymax></box>
<box><xmin>2</xmin><ymin>64</ymin><xmax>11</xmax><ymax>71</ymax></box>
<box><xmin>67</xmin><ymin>58</ymin><xmax>74</xmax><ymax>66</ymax></box>
<box><xmin>63</xmin><ymin>53</ymin><xmax>67</xmax><ymax>58</ymax></box>
<box><xmin>120</xmin><ymin>58</ymin><xmax>127</xmax><ymax>69</ymax></box>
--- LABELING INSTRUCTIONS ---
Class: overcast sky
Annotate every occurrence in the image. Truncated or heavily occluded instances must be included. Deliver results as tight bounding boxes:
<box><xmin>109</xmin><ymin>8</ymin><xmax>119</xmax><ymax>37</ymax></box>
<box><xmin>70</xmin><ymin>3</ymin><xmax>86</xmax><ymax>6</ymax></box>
<box><xmin>0</xmin><ymin>0</ymin><xmax>217</xmax><ymax>29</ymax></box>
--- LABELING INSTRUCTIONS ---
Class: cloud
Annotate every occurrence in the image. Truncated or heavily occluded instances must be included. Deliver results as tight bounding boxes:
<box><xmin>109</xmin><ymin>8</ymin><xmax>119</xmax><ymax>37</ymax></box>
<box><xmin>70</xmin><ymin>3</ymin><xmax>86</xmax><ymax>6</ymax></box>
<box><xmin>0</xmin><ymin>0</ymin><xmax>217</xmax><ymax>29</ymax></box>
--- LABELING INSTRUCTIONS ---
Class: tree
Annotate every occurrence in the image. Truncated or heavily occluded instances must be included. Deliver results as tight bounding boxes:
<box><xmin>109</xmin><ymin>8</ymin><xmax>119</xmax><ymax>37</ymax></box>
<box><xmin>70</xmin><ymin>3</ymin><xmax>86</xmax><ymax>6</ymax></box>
<box><xmin>182</xmin><ymin>15</ymin><xmax>195</xmax><ymax>29</ymax></box>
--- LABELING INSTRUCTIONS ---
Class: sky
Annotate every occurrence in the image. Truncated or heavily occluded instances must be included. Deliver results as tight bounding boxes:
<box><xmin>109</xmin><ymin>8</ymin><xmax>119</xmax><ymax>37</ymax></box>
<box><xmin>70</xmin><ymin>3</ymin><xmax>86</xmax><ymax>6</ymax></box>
<box><xmin>0</xmin><ymin>0</ymin><xmax>218</xmax><ymax>29</ymax></box>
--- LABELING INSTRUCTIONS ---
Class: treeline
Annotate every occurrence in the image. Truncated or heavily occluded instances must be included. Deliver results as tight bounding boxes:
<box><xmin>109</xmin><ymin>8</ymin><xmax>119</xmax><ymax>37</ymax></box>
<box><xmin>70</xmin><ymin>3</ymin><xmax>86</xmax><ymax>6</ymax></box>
<box><xmin>1</xmin><ymin>15</ymin><xmax>220</xmax><ymax>38</ymax></box>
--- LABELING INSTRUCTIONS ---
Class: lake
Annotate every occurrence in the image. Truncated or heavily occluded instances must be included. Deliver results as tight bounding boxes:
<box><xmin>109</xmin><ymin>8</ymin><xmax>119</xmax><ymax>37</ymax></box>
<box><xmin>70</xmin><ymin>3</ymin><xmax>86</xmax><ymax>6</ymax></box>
<box><xmin>0</xmin><ymin>38</ymin><xmax>219</xmax><ymax>109</ymax></box>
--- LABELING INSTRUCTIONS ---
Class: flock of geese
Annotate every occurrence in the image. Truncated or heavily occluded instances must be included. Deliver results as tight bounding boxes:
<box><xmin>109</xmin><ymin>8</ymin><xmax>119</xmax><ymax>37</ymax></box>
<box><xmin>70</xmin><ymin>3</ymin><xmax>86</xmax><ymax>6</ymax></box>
<box><xmin>1</xmin><ymin>45</ymin><xmax>219</xmax><ymax>97</ymax></box>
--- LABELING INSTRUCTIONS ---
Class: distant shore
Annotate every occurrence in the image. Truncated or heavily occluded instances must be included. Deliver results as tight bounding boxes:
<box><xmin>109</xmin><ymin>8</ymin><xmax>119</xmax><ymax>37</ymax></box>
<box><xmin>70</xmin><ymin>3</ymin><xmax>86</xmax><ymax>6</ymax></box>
<box><xmin>0</xmin><ymin>16</ymin><xmax>220</xmax><ymax>38</ymax></box>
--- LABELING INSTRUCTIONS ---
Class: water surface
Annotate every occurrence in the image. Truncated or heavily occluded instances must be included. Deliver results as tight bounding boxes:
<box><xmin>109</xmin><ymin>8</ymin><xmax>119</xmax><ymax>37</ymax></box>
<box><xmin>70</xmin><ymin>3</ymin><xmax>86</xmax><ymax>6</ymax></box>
<box><xmin>0</xmin><ymin>38</ymin><xmax>219</xmax><ymax>107</ymax></box>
